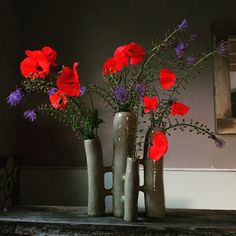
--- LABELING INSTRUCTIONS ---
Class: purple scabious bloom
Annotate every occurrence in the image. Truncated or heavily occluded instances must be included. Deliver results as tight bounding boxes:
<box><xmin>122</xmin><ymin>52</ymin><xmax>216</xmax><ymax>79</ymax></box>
<box><xmin>175</xmin><ymin>42</ymin><xmax>188</xmax><ymax>58</ymax></box>
<box><xmin>48</xmin><ymin>87</ymin><xmax>57</xmax><ymax>96</ymax></box>
<box><xmin>190</xmin><ymin>32</ymin><xmax>200</xmax><ymax>40</ymax></box>
<box><xmin>217</xmin><ymin>41</ymin><xmax>229</xmax><ymax>57</ymax></box>
<box><xmin>7</xmin><ymin>88</ymin><xmax>24</xmax><ymax>106</ymax></box>
<box><xmin>80</xmin><ymin>86</ymin><xmax>87</xmax><ymax>96</ymax></box>
<box><xmin>24</xmin><ymin>110</ymin><xmax>37</xmax><ymax>122</ymax></box>
<box><xmin>211</xmin><ymin>135</ymin><xmax>226</xmax><ymax>148</ymax></box>
<box><xmin>134</xmin><ymin>83</ymin><xmax>147</xmax><ymax>97</ymax></box>
<box><xmin>186</xmin><ymin>56</ymin><xmax>197</xmax><ymax>65</ymax></box>
<box><xmin>178</xmin><ymin>19</ymin><xmax>188</xmax><ymax>31</ymax></box>
<box><xmin>114</xmin><ymin>86</ymin><xmax>128</xmax><ymax>103</ymax></box>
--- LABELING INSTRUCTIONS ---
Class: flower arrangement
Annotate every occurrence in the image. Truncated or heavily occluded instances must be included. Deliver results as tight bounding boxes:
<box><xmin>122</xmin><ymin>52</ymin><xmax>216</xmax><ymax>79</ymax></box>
<box><xmin>6</xmin><ymin>19</ymin><xmax>227</xmax><ymax>220</ymax></box>
<box><xmin>7</xmin><ymin>46</ymin><xmax>103</xmax><ymax>140</ymax></box>
<box><xmin>7</xmin><ymin>19</ymin><xmax>226</xmax><ymax>159</ymax></box>
<box><xmin>92</xmin><ymin>19</ymin><xmax>226</xmax><ymax>160</ymax></box>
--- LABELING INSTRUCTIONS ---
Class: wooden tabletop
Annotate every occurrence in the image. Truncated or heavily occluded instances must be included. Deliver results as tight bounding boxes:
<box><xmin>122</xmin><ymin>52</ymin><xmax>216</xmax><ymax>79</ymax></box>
<box><xmin>0</xmin><ymin>206</ymin><xmax>236</xmax><ymax>235</ymax></box>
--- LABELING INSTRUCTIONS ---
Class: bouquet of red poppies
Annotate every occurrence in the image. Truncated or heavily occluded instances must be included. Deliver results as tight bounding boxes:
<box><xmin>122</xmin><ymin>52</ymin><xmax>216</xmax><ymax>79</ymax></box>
<box><xmin>7</xmin><ymin>19</ymin><xmax>226</xmax><ymax>161</ymax></box>
<box><xmin>7</xmin><ymin>46</ymin><xmax>103</xmax><ymax>139</ymax></box>
<box><xmin>94</xmin><ymin>19</ymin><xmax>226</xmax><ymax>160</ymax></box>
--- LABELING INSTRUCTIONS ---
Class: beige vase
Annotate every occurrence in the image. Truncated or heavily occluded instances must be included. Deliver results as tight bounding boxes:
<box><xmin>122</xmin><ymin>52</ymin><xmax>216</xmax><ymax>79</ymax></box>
<box><xmin>112</xmin><ymin>112</ymin><xmax>137</xmax><ymax>217</ymax></box>
<box><xmin>84</xmin><ymin>137</ymin><xmax>105</xmax><ymax>216</ymax></box>
<box><xmin>143</xmin><ymin>127</ymin><xmax>165</xmax><ymax>218</ymax></box>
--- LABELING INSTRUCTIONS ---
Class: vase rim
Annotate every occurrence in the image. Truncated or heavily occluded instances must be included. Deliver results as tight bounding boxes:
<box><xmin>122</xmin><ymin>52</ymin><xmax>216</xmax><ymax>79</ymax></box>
<box><xmin>114</xmin><ymin>111</ymin><xmax>135</xmax><ymax>114</ymax></box>
<box><xmin>149</xmin><ymin>127</ymin><xmax>166</xmax><ymax>133</ymax></box>
<box><xmin>84</xmin><ymin>136</ymin><xmax>100</xmax><ymax>142</ymax></box>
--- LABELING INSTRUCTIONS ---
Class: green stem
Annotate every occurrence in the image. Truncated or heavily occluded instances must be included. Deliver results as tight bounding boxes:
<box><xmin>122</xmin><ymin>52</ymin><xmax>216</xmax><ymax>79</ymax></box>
<box><xmin>135</xmin><ymin>28</ymin><xmax>179</xmax><ymax>82</ymax></box>
<box><xmin>165</xmin><ymin>123</ymin><xmax>214</xmax><ymax>137</ymax></box>
<box><xmin>157</xmin><ymin>50</ymin><xmax>217</xmax><ymax>127</ymax></box>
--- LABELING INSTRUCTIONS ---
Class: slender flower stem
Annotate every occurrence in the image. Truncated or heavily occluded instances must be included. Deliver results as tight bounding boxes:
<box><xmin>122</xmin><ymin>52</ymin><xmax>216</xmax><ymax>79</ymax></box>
<box><xmin>165</xmin><ymin>123</ymin><xmax>214</xmax><ymax>137</ymax></box>
<box><xmin>90</xmin><ymin>84</ymin><xmax>116</xmax><ymax>110</ymax></box>
<box><xmin>134</xmin><ymin>28</ymin><xmax>179</xmax><ymax>82</ymax></box>
<box><xmin>157</xmin><ymin>51</ymin><xmax>217</xmax><ymax>127</ymax></box>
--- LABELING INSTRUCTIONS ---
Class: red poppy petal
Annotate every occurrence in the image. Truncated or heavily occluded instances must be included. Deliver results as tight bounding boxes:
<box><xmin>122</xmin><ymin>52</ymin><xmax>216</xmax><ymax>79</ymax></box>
<box><xmin>42</xmin><ymin>46</ymin><xmax>57</xmax><ymax>62</ymax></box>
<box><xmin>38</xmin><ymin>60</ymin><xmax>50</xmax><ymax>77</ymax></box>
<box><xmin>20</xmin><ymin>57</ymin><xmax>38</xmax><ymax>78</ymax></box>
<box><xmin>57</xmin><ymin>64</ymin><xmax>80</xmax><ymax>96</ymax></box>
<box><xmin>143</xmin><ymin>96</ymin><xmax>158</xmax><ymax>113</ymax></box>
<box><xmin>160</xmin><ymin>68</ymin><xmax>176</xmax><ymax>90</ymax></box>
<box><xmin>25</xmin><ymin>50</ymin><xmax>47</xmax><ymax>62</ymax></box>
<box><xmin>114</xmin><ymin>45</ymin><xmax>129</xmax><ymax>67</ymax></box>
<box><xmin>114</xmin><ymin>45</ymin><xmax>127</xmax><ymax>56</ymax></box>
<box><xmin>149</xmin><ymin>131</ymin><xmax>168</xmax><ymax>160</ymax></box>
<box><xmin>152</xmin><ymin>131</ymin><xmax>168</xmax><ymax>147</ymax></box>
<box><xmin>126</xmin><ymin>42</ymin><xmax>145</xmax><ymax>57</ymax></box>
<box><xmin>103</xmin><ymin>57</ymin><xmax>123</xmax><ymax>75</ymax></box>
<box><xmin>126</xmin><ymin>42</ymin><xmax>145</xmax><ymax>65</ymax></box>
<box><xmin>149</xmin><ymin>146</ymin><xmax>164</xmax><ymax>161</ymax></box>
<box><xmin>130</xmin><ymin>56</ymin><xmax>144</xmax><ymax>65</ymax></box>
<box><xmin>73</xmin><ymin>62</ymin><xmax>79</xmax><ymax>85</ymax></box>
<box><xmin>171</xmin><ymin>101</ymin><xmax>190</xmax><ymax>116</ymax></box>
<box><xmin>49</xmin><ymin>92</ymin><xmax>67</xmax><ymax>109</ymax></box>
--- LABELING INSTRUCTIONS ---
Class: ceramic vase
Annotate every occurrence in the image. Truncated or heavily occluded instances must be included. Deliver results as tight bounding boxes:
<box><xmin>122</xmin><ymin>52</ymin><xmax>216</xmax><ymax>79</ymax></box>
<box><xmin>84</xmin><ymin>137</ymin><xmax>105</xmax><ymax>216</ymax></box>
<box><xmin>113</xmin><ymin>112</ymin><xmax>137</xmax><ymax>217</ymax></box>
<box><xmin>124</xmin><ymin>157</ymin><xmax>139</xmax><ymax>222</ymax></box>
<box><xmin>143</xmin><ymin>127</ymin><xmax>165</xmax><ymax>217</ymax></box>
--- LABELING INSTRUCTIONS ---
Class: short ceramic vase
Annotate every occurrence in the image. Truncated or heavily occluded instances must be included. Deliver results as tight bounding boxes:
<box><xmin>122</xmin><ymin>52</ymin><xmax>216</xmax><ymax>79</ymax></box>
<box><xmin>124</xmin><ymin>157</ymin><xmax>139</xmax><ymax>222</ymax></box>
<box><xmin>84</xmin><ymin>137</ymin><xmax>105</xmax><ymax>216</ymax></box>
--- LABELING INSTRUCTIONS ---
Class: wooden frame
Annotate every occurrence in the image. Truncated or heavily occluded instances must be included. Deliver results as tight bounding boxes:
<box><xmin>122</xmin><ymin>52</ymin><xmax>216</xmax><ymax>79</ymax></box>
<box><xmin>212</xmin><ymin>21</ymin><xmax>236</xmax><ymax>134</ymax></box>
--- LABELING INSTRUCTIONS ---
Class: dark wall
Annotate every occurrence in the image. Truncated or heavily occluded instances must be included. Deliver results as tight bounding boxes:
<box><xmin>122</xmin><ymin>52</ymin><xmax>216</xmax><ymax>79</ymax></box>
<box><xmin>0</xmin><ymin>0</ymin><xmax>21</xmax><ymax>156</ymax></box>
<box><xmin>2</xmin><ymin>0</ymin><xmax>236</xmax><ymax>168</ymax></box>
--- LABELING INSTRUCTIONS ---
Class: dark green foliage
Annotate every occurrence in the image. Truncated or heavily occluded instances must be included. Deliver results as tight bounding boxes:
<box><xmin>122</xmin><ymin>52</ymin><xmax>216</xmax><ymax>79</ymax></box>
<box><xmin>21</xmin><ymin>78</ymin><xmax>103</xmax><ymax>140</ymax></box>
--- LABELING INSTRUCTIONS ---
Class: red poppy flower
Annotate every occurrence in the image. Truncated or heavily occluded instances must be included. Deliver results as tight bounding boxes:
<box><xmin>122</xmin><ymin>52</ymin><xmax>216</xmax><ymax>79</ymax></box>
<box><xmin>56</xmin><ymin>62</ymin><xmax>80</xmax><ymax>96</ymax></box>
<box><xmin>160</xmin><ymin>68</ymin><xmax>176</xmax><ymax>90</ymax></box>
<box><xmin>49</xmin><ymin>91</ymin><xmax>67</xmax><ymax>110</ymax></box>
<box><xmin>42</xmin><ymin>46</ymin><xmax>57</xmax><ymax>64</ymax></box>
<box><xmin>103</xmin><ymin>57</ymin><xmax>123</xmax><ymax>75</ymax></box>
<box><xmin>20</xmin><ymin>46</ymin><xmax>57</xmax><ymax>79</ymax></box>
<box><xmin>114</xmin><ymin>45</ymin><xmax>129</xmax><ymax>67</ymax></box>
<box><xmin>171</xmin><ymin>101</ymin><xmax>190</xmax><ymax>116</ymax></box>
<box><xmin>149</xmin><ymin>131</ymin><xmax>168</xmax><ymax>161</ymax></box>
<box><xmin>20</xmin><ymin>50</ymin><xmax>50</xmax><ymax>79</ymax></box>
<box><xmin>126</xmin><ymin>42</ymin><xmax>145</xmax><ymax>65</ymax></box>
<box><xmin>143</xmin><ymin>96</ymin><xmax>158</xmax><ymax>113</ymax></box>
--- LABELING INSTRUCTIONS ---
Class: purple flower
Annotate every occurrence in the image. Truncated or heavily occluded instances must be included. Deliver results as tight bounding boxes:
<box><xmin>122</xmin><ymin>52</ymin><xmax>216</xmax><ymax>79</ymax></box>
<box><xmin>178</xmin><ymin>19</ymin><xmax>188</xmax><ymax>31</ymax></box>
<box><xmin>190</xmin><ymin>32</ymin><xmax>200</xmax><ymax>40</ymax></box>
<box><xmin>186</xmin><ymin>56</ymin><xmax>197</xmax><ymax>65</ymax></box>
<box><xmin>175</xmin><ymin>43</ymin><xmax>188</xmax><ymax>58</ymax></box>
<box><xmin>134</xmin><ymin>83</ymin><xmax>147</xmax><ymax>97</ymax></box>
<box><xmin>114</xmin><ymin>86</ymin><xmax>128</xmax><ymax>103</ymax></box>
<box><xmin>7</xmin><ymin>88</ymin><xmax>24</xmax><ymax>106</ymax></box>
<box><xmin>217</xmin><ymin>41</ymin><xmax>229</xmax><ymax>57</ymax></box>
<box><xmin>48</xmin><ymin>88</ymin><xmax>57</xmax><ymax>96</ymax></box>
<box><xmin>211</xmin><ymin>135</ymin><xmax>226</xmax><ymax>148</ymax></box>
<box><xmin>24</xmin><ymin>110</ymin><xmax>37</xmax><ymax>122</ymax></box>
<box><xmin>80</xmin><ymin>86</ymin><xmax>87</xmax><ymax>96</ymax></box>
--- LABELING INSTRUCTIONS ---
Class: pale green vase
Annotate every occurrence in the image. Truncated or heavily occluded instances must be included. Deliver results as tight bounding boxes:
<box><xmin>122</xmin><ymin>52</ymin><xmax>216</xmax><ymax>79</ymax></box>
<box><xmin>124</xmin><ymin>157</ymin><xmax>139</xmax><ymax>222</ymax></box>
<box><xmin>113</xmin><ymin>112</ymin><xmax>137</xmax><ymax>217</ymax></box>
<box><xmin>84</xmin><ymin>137</ymin><xmax>105</xmax><ymax>216</ymax></box>
<box><xmin>143</xmin><ymin>127</ymin><xmax>165</xmax><ymax>218</ymax></box>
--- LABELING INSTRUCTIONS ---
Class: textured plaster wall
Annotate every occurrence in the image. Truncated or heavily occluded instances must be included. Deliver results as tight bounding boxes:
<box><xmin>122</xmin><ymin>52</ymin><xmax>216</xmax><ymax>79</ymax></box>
<box><xmin>3</xmin><ymin>0</ymin><xmax>236</xmax><ymax>168</ymax></box>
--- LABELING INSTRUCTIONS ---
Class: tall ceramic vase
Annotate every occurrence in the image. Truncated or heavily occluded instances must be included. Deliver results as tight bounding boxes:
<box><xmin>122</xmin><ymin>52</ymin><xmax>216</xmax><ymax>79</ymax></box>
<box><xmin>84</xmin><ymin>137</ymin><xmax>105</xmax><ymax>216</ymax></box>
<box><xmin>143</xmin><ymin>127</ymin><xmax>165</xmax><ymax>217</ymax></box>
<box><xmin>124</xmin><ymin>157</ymin><xmax>139</xmax><ymax>222</ymax></box>
<box><xmin>113</xmin><ymin>112</ymin><xmax>137</xmax><ymax>217</ymax></box>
